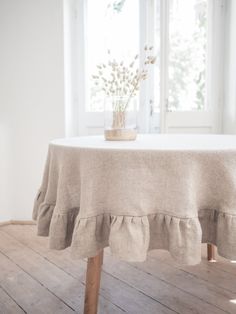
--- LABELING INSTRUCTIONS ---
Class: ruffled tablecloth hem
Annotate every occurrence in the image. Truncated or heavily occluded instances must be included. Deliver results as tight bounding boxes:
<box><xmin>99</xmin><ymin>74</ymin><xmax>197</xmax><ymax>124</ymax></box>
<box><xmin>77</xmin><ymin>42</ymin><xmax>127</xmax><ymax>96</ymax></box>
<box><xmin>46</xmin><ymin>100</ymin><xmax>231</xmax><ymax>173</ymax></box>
<box><xmin>33</xmin><ymin>189</ymin><xmax>236</xmax><ymax>265</ymax></box>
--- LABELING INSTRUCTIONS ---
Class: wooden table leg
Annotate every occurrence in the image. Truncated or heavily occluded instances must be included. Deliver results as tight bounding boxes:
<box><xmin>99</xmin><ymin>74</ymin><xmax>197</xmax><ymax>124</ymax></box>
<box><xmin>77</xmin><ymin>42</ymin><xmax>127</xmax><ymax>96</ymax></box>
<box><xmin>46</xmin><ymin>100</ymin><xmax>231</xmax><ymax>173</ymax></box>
<box><xmin>207</xmin><ymin>243</ymin><xmax>216</xmax><ymax>262</ymax></box>
<box><xmin>84</xmin><ymin>250</ymin><xmax>103</xmax><ymax>314</ymax></box>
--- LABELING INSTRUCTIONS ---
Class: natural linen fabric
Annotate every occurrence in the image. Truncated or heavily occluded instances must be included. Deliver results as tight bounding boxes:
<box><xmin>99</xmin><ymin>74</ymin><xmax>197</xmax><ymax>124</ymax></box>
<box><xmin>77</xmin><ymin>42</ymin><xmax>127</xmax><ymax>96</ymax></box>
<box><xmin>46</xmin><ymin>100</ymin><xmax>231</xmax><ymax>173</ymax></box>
<box><xmin>33</xmin><ymin>134</ymin><xmax>236</xmax><ymax>265</ymax></box>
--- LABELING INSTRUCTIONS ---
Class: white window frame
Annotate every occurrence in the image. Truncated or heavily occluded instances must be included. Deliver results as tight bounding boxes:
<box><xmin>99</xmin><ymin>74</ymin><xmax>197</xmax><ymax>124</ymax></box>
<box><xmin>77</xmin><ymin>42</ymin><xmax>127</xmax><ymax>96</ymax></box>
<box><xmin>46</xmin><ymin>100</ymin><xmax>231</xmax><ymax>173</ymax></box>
<box><xmin>156</xmin><ymin>0</ymin><xmax>226</xmax><ymax>133</ymax></box>
<box><xmin>63</xmin><ymin>0</ymin><xmax>226</xmax><ymax>136</ymax></box>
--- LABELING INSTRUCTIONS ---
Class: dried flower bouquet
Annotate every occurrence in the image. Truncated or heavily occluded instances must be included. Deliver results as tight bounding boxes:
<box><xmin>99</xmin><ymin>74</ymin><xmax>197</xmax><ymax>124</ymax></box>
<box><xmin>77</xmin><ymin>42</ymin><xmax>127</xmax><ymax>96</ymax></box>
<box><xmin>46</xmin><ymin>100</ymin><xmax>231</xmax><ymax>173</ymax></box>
<box><xmin>92</xmin><ymin>46</ymin><xmax>156</xmax><ymax>139</ymax></box>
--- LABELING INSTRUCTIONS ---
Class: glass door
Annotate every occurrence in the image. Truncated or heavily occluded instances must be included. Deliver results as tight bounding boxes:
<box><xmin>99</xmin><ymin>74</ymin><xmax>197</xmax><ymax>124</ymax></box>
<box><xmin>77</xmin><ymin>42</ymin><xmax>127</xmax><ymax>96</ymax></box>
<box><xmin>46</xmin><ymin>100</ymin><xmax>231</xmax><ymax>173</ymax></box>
<box><xmin>149</xmin><ymin>0</ymin><xmax>222</xmax><ymax>134</ymax></box>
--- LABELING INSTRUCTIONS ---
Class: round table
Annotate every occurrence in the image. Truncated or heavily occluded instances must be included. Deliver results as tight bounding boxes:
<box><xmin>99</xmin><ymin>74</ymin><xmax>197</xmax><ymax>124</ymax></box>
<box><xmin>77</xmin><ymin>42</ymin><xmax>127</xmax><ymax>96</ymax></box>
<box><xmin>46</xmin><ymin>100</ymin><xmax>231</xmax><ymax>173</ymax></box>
<box><xmin>33</xmin><ymin>134</ymin><xmax>236</xmax><ymax>313</ymax></box>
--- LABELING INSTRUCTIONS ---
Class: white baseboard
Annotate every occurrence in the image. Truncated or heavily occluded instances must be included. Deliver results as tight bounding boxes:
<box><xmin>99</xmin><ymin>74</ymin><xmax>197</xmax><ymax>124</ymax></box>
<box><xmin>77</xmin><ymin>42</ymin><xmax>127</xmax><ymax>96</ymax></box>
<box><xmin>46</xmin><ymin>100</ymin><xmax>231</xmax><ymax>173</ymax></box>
<box><xmin>0</xmin><ymin>220</ymin><xmax>36</xmax><ymax>226</ymax></box>
<box><xmin>0</xmin><ymin>221</ymin><xmax>11</xmax><ymax>226</ymax></box>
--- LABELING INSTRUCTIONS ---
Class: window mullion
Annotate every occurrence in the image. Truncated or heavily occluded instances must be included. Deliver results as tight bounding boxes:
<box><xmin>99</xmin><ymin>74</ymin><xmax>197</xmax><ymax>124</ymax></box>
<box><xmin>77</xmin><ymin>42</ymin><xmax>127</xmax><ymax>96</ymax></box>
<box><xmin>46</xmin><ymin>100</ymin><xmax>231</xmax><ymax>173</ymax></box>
<box><xmin>207</xmin><ymin>0</ymin><xmax>225</xmax><ymax>132</ymax></box>
<box><xmin>64</xmin><ymin>0</ymin><xmax>87</xmax><ymax>136</ymax></box>
<box><xmin>138</xmin><ymin>0</ymin><xmax>156</xmax><ymax>133</ymax></box>
<box><xmin>77</xmin><ymin>0</ymin><xmax>87</xmax><ymax>135</ymax></box>
<box><xmin>138</xmin><ymin>0</ymin><xmax>149</xmax><ymax>133</ymax></box>
<box><xmin>160</xmin><ymin>0</ymin><xmax>169</xmax><ymax>133</ymax></box>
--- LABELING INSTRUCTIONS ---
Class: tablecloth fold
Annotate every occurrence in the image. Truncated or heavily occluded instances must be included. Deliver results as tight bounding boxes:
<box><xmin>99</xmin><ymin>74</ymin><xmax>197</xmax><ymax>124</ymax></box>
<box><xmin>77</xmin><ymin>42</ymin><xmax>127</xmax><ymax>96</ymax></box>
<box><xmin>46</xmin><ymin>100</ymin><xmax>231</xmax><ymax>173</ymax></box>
<box><xmin>33</xmin><ymin>188</ymin><xmax>236</xmax><ymax>265</ymax></box>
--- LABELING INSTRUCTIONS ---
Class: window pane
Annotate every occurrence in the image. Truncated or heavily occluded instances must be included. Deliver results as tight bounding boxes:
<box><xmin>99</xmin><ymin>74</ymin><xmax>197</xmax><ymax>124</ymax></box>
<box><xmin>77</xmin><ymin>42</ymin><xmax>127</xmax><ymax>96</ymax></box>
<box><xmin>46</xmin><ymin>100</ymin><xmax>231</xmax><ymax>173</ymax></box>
<box><xmin>168</xmin><ymin>0</ymin><xmax>207</xmax><ymax>111</ymax></box>
<box><xmin>87</xmin><ymin>0</ymin><xmax>140</xmax><ymax>112</ymax></box>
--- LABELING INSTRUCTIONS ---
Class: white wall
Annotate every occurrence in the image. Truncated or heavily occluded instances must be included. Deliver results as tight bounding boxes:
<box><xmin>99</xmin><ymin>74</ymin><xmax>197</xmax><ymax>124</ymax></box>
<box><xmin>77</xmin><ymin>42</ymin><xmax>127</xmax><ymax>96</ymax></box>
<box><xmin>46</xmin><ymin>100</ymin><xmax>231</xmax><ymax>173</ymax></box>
<box><xmin>223</xmin><ymin>0</ymin><xmax>236</xmax><ymax>133</ymax></box>
<box><xmin>0</xmin><ymin>123</ymin><xmax>11</xmax><ymax>221</ymax></box>
<box><xmin>0</xmin><ymin>0</ymin><xmax>65</xmax><ymax>221</ymax></box>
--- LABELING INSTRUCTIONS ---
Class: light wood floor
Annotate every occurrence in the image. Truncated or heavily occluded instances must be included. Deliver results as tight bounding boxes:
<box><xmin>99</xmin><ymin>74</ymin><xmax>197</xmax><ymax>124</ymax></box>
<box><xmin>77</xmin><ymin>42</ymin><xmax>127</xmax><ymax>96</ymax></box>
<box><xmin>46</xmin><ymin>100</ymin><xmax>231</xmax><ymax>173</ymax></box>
<box><xmin>0</xmin><ymin>225</ymin><xmax>235</xmax><ymax>314</ymax></box>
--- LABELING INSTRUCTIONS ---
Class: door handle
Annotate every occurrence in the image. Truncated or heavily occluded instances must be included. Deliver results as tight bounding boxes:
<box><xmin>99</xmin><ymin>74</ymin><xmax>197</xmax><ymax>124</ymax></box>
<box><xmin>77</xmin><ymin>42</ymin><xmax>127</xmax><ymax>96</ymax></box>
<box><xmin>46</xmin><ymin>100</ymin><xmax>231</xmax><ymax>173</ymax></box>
<box><xmin>165</xmin><ymin>98</ymin><xmax>172</xmax><ymax>112</ymax></box>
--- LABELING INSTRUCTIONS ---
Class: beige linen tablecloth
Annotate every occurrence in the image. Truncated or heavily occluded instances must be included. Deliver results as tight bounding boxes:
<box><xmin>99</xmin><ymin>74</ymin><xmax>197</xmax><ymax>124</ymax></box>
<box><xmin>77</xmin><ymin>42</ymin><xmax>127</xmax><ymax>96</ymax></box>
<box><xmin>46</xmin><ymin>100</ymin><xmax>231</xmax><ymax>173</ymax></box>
<box><xmin>33</xmin><ymin>134</ymin><xmax>236</xmax><ymax>265</ymax></box>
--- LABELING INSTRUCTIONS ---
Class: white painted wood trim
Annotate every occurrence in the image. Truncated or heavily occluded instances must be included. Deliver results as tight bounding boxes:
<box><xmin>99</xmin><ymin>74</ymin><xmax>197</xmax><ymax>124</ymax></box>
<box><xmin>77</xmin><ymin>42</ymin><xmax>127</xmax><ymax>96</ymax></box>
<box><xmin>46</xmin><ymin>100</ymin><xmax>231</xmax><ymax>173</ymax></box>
<box><xmin>208</xmin><ymin>0</ymin><xmax>226</xmax><ymax>133</ymax></box>
<box><xmin>0</xmin><ymin>221</ymin><xmax>11</xmax><ymax>226</ymax></box>
<box><xmin>0</xmin><ymin>220</ymin><xmax>36</xmax><ymax>227</ymax></box>
<box><xmin>160</xmin><ymin>0</ymin><xmax>169</xmax><ymax>133</ymax></box>
<box><xmin>138</xmin><ymin>0</ymin><xmax>150</xmax><ymax>133</ymax></box>
<box><xmin>64</xmin><ymin>0</ymin><xmax>87</xmax><ymax>136</ymax></box>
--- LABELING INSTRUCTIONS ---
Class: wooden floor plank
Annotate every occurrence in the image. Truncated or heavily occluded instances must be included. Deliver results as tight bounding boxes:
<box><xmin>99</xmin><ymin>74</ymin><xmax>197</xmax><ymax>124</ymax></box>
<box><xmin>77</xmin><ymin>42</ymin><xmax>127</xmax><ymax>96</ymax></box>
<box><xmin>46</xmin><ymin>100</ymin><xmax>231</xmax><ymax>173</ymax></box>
<box><xmin>2</xmin><ymin>224</ymin><xmax>236</xmax><ymax>314</ymax></box>
<box><xmin>100</xmin><ymin>271</ymin><xmax>175</xmax><ymax>314</ymax></box>
<box><xmin>102</xmin><ymin>253</ymin><xmax>229</xmax><ymax>314</ymax></box>
<box><xmin>129</xmin><ymin>254</ymin><xmax>236</xmax><ymax>314</ymax></box>
<box><xmin>0</xmin><ymin>251</ymin><xmax>74</xmax><ymax>314</ymax></box>
<box><xmin>1</xmin><ymin>226</ymin><xmax>175</xmax><ymax>314</ymax></box>
<box><xmin>1</xmin><ymin>226</ymin><xmax>174</xmax><ymax>314</ymax></box>
<box><xmin>0</xmin><ymin>230</ymin><xmax>124</xmax><ymax>314</ymax></box>
<box><xmin>149</xmin><ymin>249</ymin><xmax>236</xmax><ymax>293</ymax></box>
<box><xmin>0</xmin><ymin>285</ymin><xmax>26</xmax><ymax>314</ymax></box>
<box><xmin>0</xmin><ymin>230</ymin><xmax>85</xmax><ymax>312</ymax></box>
<box><xmin>201</xmin><ymin>247</ymin><xmax>236</xmax><ymax>275</ymax></box>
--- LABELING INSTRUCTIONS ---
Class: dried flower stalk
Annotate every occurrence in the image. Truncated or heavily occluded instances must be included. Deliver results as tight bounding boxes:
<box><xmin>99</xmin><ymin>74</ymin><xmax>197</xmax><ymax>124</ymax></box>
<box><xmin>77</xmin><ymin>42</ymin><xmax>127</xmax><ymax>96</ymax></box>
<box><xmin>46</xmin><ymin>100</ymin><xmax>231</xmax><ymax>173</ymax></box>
<box><xmin>92</xmin><ymin>47</ymin><xmax>156</xmax><ymax>129</ymax></box>
<box><xmin>92</xmin><ymin>46</ymin><xmax>156</xmax><ymax>113</ymax></box>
